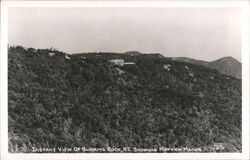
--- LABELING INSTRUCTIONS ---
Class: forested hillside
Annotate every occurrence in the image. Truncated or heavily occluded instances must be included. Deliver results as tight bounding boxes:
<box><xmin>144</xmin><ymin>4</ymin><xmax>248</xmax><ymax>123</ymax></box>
<box><xmin>8</xmin><ymin>46</ymin><xmax>242</xmax><ymax>153</ymax></box>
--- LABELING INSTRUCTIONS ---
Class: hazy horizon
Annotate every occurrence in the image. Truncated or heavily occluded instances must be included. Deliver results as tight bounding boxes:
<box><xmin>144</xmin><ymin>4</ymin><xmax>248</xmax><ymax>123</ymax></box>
<box><xmin>8</xmin><ymin>7</ymin><xmax>241</xmax><ymax>62</ymax></box>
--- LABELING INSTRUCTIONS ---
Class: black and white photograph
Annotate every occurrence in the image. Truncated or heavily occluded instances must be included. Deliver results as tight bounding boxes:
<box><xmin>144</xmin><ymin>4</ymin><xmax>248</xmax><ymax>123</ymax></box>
<box><xmin>0</xmin><ymin>1</ymin><xmax>249</xmax><ymax>160</ymax></box>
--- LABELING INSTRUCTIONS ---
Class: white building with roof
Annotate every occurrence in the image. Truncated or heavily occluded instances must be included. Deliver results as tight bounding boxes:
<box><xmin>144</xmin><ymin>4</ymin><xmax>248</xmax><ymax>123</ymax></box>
<box><xmin>109</xmin><ymin>59</ymin><xmax>124</xmax><ymax>66</ymax></box>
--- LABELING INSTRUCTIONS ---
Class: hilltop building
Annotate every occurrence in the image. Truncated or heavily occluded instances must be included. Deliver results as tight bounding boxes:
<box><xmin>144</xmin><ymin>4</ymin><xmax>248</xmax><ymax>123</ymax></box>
<box><xmin>48</xmin><ymin>52</ymin><xmax>55</xmax><ymax>57</ymax></box>
<box><xmin>65</xmin><ymin>55</ymin><xmax>70</xmax><ymax>60</ymax></box>
<box><xmin>124</xmin><ymin>62</ymin><xmax>136</xmax><ymax>65</ymax></box>
<box><xmin>109</xmin><ymin>59</ymin><xmax>124</xmax><ymax>66</ymax></box>
<box><xmin>109</xmin><ymin>59</ymin><xmax>135</xmax><ymax>66</ymax></box>
<box><xmin>164</xmin><ymin>64</ymin><xmax>171</xmax><ymax>71</ymax></box>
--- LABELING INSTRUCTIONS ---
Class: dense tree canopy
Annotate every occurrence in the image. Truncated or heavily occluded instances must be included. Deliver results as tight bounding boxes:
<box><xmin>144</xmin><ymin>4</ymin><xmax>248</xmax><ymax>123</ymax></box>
<box><xmin>8</xmin><ymin>46</ymin><xmax>241</xmax><ymax>153</ymax></box>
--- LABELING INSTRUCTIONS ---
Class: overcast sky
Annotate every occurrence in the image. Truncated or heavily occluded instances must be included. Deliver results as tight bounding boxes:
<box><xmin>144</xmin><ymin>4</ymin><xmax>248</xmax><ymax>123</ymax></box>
<box><xmin>8</xmin><ymin>7</ymin><xmax>241</xmax><ymax>62</ymax></box>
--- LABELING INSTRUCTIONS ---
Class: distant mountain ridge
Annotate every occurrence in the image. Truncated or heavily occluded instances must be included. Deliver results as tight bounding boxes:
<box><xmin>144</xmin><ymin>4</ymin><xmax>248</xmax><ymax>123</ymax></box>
<box><xmin>124</xmin><ymin>51</ymin><xmax>142</xmax><ymax>56</ymax></box>
<box><xmin>171</xmin><ymin>57</ymin><xmax>208</xmax><ymax>66</ymax></box>
<box><xmin>207</xmin><ymin>57</ymin><xmax>241</xmax><ymax>79</ymax></box>
<box><xmin>171</xmin><ymin>56</ymin><xmax>241</xmax><ymax>79</ymax></box>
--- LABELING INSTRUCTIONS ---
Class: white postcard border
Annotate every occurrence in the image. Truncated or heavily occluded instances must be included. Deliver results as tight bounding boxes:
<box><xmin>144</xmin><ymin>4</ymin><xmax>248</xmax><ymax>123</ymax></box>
<box><xmin>1</xmin><ymin>1</ymin><xmax>249</xmax><ymax>160</ymax></box>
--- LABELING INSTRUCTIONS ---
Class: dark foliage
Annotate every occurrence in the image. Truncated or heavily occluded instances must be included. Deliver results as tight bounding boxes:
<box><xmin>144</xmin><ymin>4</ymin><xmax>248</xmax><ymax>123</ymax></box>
<box><xmin>8</xmin><ymin>46</ymin><xmax>241</xmax><ymax>153</ymax></box>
